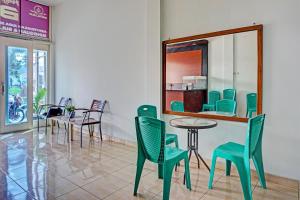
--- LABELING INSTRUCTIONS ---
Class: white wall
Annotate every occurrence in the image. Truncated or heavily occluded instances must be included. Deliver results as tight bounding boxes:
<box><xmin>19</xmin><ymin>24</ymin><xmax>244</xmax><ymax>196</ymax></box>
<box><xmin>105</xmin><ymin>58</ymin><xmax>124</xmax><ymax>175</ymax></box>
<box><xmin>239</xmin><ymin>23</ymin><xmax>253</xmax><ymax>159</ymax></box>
<box><xmin>234</xmin><ymin>31</ymin><xmax>258</xmax><ymax>116</ymax></box>
<box><xmin>53</xmin><ymin>0</ymin><xmax>160</xmax><ymax>141</ymax></box>
<box><xmin>161</xmin><ymin>0</ymin><xmax>300</xmax><ymax>180</ymax></box>
<box><xmin>208</xmin><ymin>35</ymin><xmax>234</xmax><ymax>92</ymax></box>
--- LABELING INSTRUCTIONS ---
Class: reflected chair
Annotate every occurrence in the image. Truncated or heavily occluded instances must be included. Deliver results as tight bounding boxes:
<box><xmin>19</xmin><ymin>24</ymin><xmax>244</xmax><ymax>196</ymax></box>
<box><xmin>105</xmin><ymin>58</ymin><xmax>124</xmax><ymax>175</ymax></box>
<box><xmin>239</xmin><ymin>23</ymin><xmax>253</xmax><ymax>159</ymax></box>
<box><xmin>37</xmin><ymin>97</ymin><xmax>72</xmax><ymax>132</ymax></box>
<box><xmin>223</xmin><ymin>89</ymin><xmax>236</xmax><ymax>100</ymax></box>
<box><xmin>202</xmin><ymin>91</ymin><xmax>221</xmax><ymax>111</ymax></box>
<box><xmin>216</xmin><ymin>99</ymin><xmax>236</xmax><ymax>114</ymax></box>
<box><xmin>134</xmin><ymin>116</ymin><xmax>191</xmax><ymax>200</ymax></box>
<box><xmin>73</xmin><ymin>99</ymin><xmax>107</xmax><ymax>148</ymax></box>
<box><xmin>170</xmin><ymin>101</ymin><xmax>184</xmax><ymax>112</ymax></box>
<box><xmin>137</xmin><ymin>105</ymin><xmax>179</xmax><ymax>148</ymax></box>
<box><xmin>246</xmin><ymin>93</ymin><xmax>257</xmax><ymax>118</ymax></box>
<box><xmin>208</xmin><ymin>114</ymin><xmax>267</xmax><ymax>200</ymax></box>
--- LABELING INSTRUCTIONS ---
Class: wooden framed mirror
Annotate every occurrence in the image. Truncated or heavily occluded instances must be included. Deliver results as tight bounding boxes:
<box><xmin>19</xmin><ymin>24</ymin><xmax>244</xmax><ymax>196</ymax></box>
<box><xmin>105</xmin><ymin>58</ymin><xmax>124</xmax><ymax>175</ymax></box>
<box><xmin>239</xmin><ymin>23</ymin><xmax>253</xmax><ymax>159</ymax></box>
<box><xmin>162</xmin><ymin>25</ymin><xmax>263</xmax><ymax>122</ymax></box>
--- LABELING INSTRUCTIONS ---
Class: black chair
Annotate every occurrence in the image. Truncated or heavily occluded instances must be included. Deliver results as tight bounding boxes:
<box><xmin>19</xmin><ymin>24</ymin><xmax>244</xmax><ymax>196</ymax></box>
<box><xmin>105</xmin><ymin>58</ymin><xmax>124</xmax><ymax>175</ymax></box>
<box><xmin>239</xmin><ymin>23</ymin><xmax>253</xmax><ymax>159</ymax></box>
<box><xmin>37</xmin><ymin>97</ymin><xmax>72</xmax><ymax>132</ymax></box>
<box><xmin>72</xmin><ymin>99</ymin><xmax>107</xmax><ymax>148</ymax></box>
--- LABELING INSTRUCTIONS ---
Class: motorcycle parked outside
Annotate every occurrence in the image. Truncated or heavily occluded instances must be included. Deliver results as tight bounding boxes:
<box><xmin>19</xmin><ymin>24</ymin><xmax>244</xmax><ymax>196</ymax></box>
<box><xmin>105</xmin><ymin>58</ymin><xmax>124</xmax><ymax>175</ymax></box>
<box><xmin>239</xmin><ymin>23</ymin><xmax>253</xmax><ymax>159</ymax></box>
<box><xmin>8</xmin><ymin>95</ymin><xmax>27</xmax><ymax>124</ymax></box>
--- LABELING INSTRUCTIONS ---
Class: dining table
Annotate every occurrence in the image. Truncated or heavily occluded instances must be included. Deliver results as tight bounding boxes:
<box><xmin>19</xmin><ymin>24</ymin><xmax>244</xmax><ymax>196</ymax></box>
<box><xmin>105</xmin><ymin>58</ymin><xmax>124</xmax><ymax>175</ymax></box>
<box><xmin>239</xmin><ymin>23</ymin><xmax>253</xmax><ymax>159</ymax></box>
<box><xmin>170</xmin><ymin>117</ymin><xmax>217</xmax><ymax>172</ymax></box>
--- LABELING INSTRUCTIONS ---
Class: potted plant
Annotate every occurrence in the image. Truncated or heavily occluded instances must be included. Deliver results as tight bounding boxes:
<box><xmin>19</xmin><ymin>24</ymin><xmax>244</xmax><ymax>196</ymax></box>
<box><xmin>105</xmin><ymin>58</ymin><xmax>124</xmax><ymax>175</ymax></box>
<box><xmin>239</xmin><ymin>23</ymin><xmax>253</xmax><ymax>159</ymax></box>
<box><xmin>65</xmin><ymin>105</ymin><xmax>75</xmax><ymax>118</ymax></box>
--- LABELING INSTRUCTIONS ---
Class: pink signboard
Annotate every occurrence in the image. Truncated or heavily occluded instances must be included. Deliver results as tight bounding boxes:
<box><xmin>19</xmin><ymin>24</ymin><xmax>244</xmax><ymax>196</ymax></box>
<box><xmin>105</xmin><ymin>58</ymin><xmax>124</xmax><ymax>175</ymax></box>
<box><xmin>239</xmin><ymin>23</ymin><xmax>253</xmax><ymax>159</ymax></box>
<box><xmin>21</xmin><ymin>0</ymin><xmax>49</xmax><ymax>38</ymax></box>
<box><xmin>0</xmin><ymin>0</ymin><xmax>21</xmax><ymax>34</ymax></box>
<box><xmin>0</xmin><ymin>0</ymin><xmax>49</xmax><ymax>39</ymax></box>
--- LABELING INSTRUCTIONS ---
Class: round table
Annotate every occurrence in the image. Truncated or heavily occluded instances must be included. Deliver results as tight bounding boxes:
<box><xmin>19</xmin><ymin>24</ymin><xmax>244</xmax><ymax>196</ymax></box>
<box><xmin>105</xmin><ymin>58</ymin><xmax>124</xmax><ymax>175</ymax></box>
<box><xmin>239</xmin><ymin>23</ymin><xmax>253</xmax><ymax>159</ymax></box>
<box><xmin>170</xmin><ymin>117</ymin><xmax>217</xmax><ymax>172</ymax></box>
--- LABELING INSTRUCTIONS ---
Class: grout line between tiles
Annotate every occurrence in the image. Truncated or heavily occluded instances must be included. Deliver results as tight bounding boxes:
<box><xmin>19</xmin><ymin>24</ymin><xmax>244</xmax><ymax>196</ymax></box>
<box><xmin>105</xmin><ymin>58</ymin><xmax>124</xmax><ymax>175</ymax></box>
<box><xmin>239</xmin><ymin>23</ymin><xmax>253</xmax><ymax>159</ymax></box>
<box><xmin>199</xmin><ymin>170</ymin><xmax>225</xmax><ymax>199</ymax></box>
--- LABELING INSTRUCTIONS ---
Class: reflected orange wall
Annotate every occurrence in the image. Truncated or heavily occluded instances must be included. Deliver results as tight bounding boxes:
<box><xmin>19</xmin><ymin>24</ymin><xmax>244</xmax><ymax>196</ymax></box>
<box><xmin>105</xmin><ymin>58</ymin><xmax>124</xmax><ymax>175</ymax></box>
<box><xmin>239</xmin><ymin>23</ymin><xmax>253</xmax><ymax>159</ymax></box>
<box><xmin>166</xmin><ymin>50</ymin><xmax>202</xmax><ymax>84</ymax></box>
<box><xmin>166</xmin><ymin>50</ymin><xmax>202</xmax><ymax>110</ymax></box>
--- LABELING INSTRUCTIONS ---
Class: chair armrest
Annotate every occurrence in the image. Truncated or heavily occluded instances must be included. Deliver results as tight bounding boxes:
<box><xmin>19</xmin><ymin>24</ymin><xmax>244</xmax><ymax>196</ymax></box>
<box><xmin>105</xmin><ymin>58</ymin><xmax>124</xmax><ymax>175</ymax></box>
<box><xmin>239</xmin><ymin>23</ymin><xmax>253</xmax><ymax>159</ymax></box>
<box><xmin>38</xmin><ymin>104</ymin><xmax>56</xmax><ymax>115</ymax></box>
<box><xmin>83</xmin><ymin>110</ymin><xmax>102</xmax><ymax>114</ymax></box>
<box><xmin>39</xmin><ymin>103</ymin><xmax>56</xmax><ymax>108</ymax></box>
<box><xmin>74</xmin><ymin>108</ymin><xmax>89</xmax><ymax>111</ymax></box>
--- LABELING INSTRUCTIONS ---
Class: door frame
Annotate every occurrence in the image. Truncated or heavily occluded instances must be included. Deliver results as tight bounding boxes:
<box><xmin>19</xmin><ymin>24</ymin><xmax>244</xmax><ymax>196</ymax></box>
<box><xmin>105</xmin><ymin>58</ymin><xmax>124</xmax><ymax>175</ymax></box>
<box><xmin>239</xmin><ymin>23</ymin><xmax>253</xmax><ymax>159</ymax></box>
<box><xmin>32</xmin><ymin>42</ymin><xmax>51</xmax><ymax>128</ymax></box>
<box><xmin>0</xmin><ymin>36</ymin><xmax>34</xmax><ymax>133</ymax></box>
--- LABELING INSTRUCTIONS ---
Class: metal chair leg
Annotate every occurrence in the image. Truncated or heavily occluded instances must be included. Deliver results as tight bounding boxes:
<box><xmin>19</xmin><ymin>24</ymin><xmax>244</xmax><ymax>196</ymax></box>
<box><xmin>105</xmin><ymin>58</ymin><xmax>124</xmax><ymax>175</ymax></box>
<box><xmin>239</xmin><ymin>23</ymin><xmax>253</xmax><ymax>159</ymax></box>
<box><xmin>37</xmin><ymin>117</ymin><xmax>40</xmax><ymax>131</ymax></box>
<box><xmin>99</xmin><ymin>123</ymin><xmax>103</xmax><ymax>141</ymax></box>
<box><xmin>80</xmin><ymin>126</ymin><xmax>83</xmax><ymax>148</ymax></box>
<box><xmin>45</xmin><ymin>119</ymin><xmax>48</xmax><ymax>134</ymax></box>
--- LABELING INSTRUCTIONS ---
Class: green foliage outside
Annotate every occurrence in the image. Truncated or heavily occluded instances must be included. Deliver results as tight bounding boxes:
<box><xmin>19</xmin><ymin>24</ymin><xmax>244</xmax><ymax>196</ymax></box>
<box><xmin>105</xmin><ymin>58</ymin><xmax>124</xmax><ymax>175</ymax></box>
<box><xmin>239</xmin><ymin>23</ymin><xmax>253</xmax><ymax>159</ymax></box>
<box><xmin>9</xmin><ymin>87</ymin><xmax>21</xmax><ymax>96</ymax></box>
<box><xmin>33</xmin><ymin>88</ymin><xmax>47</xmax><ymax>114</ymax></box>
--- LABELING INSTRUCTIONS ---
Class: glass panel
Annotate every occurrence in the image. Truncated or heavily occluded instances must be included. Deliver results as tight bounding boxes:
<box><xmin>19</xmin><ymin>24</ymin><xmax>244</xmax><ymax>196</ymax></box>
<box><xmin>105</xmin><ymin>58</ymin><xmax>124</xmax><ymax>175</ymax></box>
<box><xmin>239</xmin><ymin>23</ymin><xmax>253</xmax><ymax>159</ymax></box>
<box><xmin>33</xmin><ymin>50</ymin><xmax>48</xmax><ymax>119</ymax></box>
<box><xmin>5</xmin><ymin>46</ymin><xmax>28</xmax><ymax>125</ymax></box>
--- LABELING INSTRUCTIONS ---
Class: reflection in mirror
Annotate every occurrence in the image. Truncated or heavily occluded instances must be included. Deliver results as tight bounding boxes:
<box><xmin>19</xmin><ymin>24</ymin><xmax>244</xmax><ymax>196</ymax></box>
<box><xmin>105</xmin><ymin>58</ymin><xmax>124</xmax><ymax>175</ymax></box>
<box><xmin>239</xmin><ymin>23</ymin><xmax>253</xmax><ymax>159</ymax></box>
<box><xmin>165</xmin><ymin>30</ymin><xmax>258</xmax><ymax>118</ymax></box>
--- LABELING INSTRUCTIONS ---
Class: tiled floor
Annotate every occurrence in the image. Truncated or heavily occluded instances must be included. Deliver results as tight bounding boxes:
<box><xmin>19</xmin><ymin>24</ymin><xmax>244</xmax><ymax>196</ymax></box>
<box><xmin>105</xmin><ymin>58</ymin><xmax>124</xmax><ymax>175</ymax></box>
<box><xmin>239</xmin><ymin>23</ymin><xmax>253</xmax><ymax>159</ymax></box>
<box><xmin>0</xmin><ymin>128</ymin><xmax>299</xmax><ymax>200</ymax></box>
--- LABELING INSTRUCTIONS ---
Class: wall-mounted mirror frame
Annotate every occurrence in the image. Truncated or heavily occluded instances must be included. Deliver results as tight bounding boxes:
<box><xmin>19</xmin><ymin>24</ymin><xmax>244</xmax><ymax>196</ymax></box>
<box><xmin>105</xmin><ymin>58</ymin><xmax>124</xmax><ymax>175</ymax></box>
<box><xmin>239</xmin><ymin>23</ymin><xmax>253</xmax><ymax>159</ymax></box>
<box><xmin>162</xmin><ymin>25</ymin><xmax>263</xmax><ymax>123</ymax></box>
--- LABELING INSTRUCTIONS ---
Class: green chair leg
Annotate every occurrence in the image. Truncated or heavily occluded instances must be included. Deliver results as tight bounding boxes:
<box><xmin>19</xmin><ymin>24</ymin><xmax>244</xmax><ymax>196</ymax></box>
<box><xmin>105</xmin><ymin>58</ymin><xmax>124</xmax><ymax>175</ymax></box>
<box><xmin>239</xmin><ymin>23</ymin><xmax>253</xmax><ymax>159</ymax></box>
<box><xmin>208</xmin><ymin>152</ymin><xmax>217</xmax><ymax>189</ymax></box>
<box><xmin>226</xmin><ymin>160</ymin><xmax>232</xmax><ymax>176</ymax></box>
<box><xmin>184</xmin><ymin>157</ymin><xmax>192</xmax><ymax>190</ymax></box>
<box><xmin>158</xmin><ymin>163</ymin><xmax>164</xmax><ymax>179</ymax></box>
<box><xmin>134</xmin><ymin>153</ymin><xmax>146</xmax><ymax>196</ymax></box>
<box><xmin>174</xmin><ymin>138</ymin><xmax>180</xmax><ymax>168</ymax></box>
<box><xmin>175</xmin><ymin>138</ymin><xmax>179</xmax><ymax>148</ymax></box>
<box><xmin>236</xmin><ymin>162</ymin><xmax>252</xmax><ymax>200</ymax></box>
<box><xmin>253</xmin><ymin>151</ymin><xmax>267</xmax><ymax>189</ymax></box>
<box><xmin>162</xmin><ymin>163</ymin><xmax>174</xmax><ymax>200</ymax></box>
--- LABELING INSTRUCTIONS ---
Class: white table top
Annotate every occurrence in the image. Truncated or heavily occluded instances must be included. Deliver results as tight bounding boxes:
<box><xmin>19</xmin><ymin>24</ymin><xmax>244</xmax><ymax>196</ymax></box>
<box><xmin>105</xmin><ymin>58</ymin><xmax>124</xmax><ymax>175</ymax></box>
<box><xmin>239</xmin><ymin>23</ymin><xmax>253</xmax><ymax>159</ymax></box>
<box><xmin>170</xmin><ymin>117</ymin><xmax>217</xmax><ymax>129</ymax></box>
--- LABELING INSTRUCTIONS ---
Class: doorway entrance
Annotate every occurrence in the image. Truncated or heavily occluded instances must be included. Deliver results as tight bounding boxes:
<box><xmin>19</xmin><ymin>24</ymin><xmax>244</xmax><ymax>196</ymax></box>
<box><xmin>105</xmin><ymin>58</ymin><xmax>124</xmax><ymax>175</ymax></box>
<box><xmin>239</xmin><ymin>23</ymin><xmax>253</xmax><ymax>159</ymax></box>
<box><xmin>0</xmin><ymin>37</ymin><xmax>49</xmax><ymax>133</ymax></box>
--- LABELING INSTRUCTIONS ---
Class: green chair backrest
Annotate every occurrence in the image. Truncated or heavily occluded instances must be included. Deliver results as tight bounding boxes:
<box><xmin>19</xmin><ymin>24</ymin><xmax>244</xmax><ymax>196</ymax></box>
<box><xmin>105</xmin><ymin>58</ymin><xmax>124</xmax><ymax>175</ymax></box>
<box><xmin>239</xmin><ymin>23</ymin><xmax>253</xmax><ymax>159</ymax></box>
<box><xmin>247</xmin><ymin>93</ymin><xmax>257</xmax><ymax>111</ymax></box>
<box><xmin>137</xmin><ymin>105</ymin><xmax>157</xmax><ymax>118</ymax></box>
<box><xmin>208</xmin><ymin>91</ymin><xmax>221</xmax><ymax>105</ymax></box>
<box><xmin>170</xmin><ymin>101</ymin><xmax>184</xmax><ymax>112</ymax></box>
<box><xmin>216</xmin><ymin>99</ymin><xmax>236</xmax><ymax>114</ymax></box>
<box><xmin>223</xmin><ymin>89</ymin><xmax>236</xmax><ymax>100</ymax></box>
<box><xmin>245</xmin><ymin>114</ymin><xmax>266</xmax><ymax>157</ymax></box>
<box><xmin>135</xmin><ymin>116</ymin><xmax>165</xmax><ymax>163</ymax></box>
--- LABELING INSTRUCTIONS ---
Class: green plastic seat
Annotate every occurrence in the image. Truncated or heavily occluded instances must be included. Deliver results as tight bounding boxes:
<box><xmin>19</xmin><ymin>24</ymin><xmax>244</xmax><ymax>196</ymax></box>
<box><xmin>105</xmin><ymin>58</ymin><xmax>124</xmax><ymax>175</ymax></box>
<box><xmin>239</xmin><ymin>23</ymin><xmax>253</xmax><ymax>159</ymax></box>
<box><xmin>137</xmin><ymin>105</ymin><xmax>179</xmax><ymax>148</ymax></box>
<box><xmin>170</xmin><ymin>101</ymin><xmax>184</xmax><ymax>112</ymax></box>
<box><xmin>216</xmin><ymin>99</ymin><xmax>237</xmax><ymax>114</ymax></box>
<box><xmin>134</xmin><ymin>116</ymin><xmax>191</xmax><ymax>200</ymax></box>
<box><xmin>208</xmin><ymin>114</ymin><xmax>267</xmax><ymax>200</ymax></box>
<box><xmin>202</xmin><ymin>91</ymin><xmax>221</xmax><ymax>111</ymax></box>
<box><xmin>223</xmin><ymin>88</ymin><xmax>236</xmax><ymax>100</ymax></box>
<box><xmin>246</xmin><ymin>93</ymin><xmax>257</xmax><ymax>118</ymax></box>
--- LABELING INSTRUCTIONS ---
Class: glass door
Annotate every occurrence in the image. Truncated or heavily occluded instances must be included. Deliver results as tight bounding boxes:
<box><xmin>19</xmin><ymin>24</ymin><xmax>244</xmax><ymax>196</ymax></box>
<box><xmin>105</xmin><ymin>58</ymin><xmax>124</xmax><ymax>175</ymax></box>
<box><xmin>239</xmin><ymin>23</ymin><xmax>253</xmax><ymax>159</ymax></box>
<box><xmin>0</xmin><ymin>37</ymin><xmax>33</xmax><ymax>133</ymax></box>
<box><xmin>32</xmin><ymin>44</ymin><xmax>49</xmax><ymax>121</ymax></box>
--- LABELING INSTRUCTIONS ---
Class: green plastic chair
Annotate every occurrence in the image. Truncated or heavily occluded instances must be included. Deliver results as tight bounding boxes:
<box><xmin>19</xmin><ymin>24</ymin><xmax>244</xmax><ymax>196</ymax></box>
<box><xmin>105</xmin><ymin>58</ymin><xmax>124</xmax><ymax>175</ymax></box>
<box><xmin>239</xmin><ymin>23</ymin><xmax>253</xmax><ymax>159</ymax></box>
<box><xmin>246</xmin><ymin>93</ymin><xmax>257</xmax><ymax>118</ymax></box>
<box><xmin>216</xmin><ymin>99</ymin><xmax>237</xmax><ymax>114</ymax></box>
<box><xmin>202</xmin><ymin>91</ymin><xmax>221</xmax><ymax>111</ymax></box>
<box><xmin>170</xmin><ymin>101</ymin><xmax>184</xmax><ymax>112</ymax></box>
<box><xmin>223</xmin><ymin>89</ymin><xmax>236</xmax><ymax>100</ymax></box>
<box><xmin>137</xmin><ymin>105</ymin><xmax>179</xmax><ymax>148</ymax></box>
<box><xmin>134</xmin><ymin>116</ymin><xmax>191</xmax><ymax>200</ymax></box>
<box><xmin>208</xmin><ymin>114</ymin><xmax>267</xmax><ymax>200</ymax></box>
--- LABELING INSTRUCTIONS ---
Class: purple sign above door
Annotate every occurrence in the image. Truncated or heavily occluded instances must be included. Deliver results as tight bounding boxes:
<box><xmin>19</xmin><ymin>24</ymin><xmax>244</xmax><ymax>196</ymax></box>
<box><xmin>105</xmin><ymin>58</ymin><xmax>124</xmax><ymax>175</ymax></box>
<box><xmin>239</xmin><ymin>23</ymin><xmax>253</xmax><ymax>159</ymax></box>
<box><xmin>21</xmin><ymin>0</ymin><xmax>49</xmax><ymax>38</ymax></box>
<box><xmin>0</xmin><ymin>0</ymin><xmax>21</xmax><ymax>34</ymax></box>
<box><xmin>0</xmin><ymin>0</ymin><xmax>49</xmax><ymax>39</ymax></box>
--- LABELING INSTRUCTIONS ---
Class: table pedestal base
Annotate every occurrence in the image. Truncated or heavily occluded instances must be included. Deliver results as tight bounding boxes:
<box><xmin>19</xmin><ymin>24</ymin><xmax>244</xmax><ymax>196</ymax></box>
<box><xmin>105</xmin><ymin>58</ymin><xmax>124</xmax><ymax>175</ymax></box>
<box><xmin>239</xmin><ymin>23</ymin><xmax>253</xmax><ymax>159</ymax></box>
<box><xmin>187</xmin><ymin>129</ymin><xmax>210</xmax><ymax>172</ymax></box>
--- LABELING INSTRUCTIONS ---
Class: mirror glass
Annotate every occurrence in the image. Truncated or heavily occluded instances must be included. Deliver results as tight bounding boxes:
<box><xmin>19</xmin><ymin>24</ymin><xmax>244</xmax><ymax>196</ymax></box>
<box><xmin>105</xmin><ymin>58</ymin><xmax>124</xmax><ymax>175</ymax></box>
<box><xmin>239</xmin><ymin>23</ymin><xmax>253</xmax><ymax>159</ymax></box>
<box><xmin>164</xmin><ymin>30</ymin><xmax>258</xmax><ymax>118</ymax></box>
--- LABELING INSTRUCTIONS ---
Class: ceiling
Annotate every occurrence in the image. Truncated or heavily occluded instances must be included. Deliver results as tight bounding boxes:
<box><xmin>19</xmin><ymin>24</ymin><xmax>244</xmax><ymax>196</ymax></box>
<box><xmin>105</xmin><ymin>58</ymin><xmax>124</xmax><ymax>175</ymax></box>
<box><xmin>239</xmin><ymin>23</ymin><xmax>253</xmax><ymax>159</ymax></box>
<box><xmin>32</xmin><ymin>0</ymin><xmax>65</xmax><ymax>6</ymax></box>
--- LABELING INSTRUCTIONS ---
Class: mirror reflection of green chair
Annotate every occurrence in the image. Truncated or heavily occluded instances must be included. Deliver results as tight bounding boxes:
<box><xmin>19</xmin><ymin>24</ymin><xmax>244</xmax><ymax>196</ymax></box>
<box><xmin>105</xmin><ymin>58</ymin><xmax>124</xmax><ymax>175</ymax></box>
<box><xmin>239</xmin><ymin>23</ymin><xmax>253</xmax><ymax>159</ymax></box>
<box><xmin>170</xmin><ymin>101</ymin><xmax>184</xmax><ymax>112</ymax></box>
<box><xmin>134</xmin><ymin>116</ymin><xmax>192</xmax><ymax>200</ymax></box>
<box><xmin>208</xmin><ymin>114</ymin><xmax>267</xmax><ymax>200</ymax></box>
<box><xmin>202</xmin><ymin>91</ymin><xmax>221</xmax><ymax>111</ymax></box>
<box><xmin>223</xmin><ymin>89</ymin><xmax>236</xmax><ymax>100</ymax></box>
<box><xmin>246</xmin><ymin>93</ymin><xmax>257</xmax><ymax>118</ymax></box>
<box><xmin>137</xmin><ymin>105</ymin><xmax>179</xmax><ymax>148</ymax></box>
<box><xmin>216</xmin><ymin>99</ymin><xmax>237</xmax><ymax>114</ymax></box>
